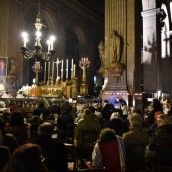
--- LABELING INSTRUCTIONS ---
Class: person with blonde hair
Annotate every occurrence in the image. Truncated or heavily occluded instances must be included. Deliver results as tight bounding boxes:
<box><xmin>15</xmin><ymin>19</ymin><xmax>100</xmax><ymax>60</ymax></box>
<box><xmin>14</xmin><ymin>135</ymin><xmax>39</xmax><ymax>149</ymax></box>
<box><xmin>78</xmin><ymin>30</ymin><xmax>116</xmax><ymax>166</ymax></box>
<box><xmin>74</xmin><ymin>108</ymin><xmax>100</xmax><ymax>147</ymax></box>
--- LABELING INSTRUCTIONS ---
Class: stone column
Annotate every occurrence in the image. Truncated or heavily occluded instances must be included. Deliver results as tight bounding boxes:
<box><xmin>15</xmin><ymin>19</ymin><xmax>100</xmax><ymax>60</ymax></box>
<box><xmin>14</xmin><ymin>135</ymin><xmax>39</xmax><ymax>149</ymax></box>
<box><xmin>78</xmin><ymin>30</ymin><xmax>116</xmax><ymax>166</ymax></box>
<box><xmin>141</xmin><ymin>8</ymin><xmax>162</xmax><ymax>92</ymax></box>
<box><xmin>104</xmin><ymin>0</ymin><xmax>128</xmax><ymax>92</ymax></box>
<box><xmin>101</xmin><ymin>0</ymin><xmax>129</xmax><ymax>106</ymax></box>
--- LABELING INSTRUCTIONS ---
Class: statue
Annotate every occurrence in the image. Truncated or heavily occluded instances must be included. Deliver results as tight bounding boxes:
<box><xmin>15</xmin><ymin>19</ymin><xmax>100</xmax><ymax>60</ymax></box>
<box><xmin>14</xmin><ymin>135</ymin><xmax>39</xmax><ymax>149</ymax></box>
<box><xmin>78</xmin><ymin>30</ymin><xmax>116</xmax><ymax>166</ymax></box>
<box><xmin>98</xmin><ymin>41</ymin><xmax>105</xmax><ymax>67</ymax></box>
<box><xmin>110</xmin><ymin>31</ymin><xmax>122</xmax><ymax>63</ymax></box>
<box><xmin>9</xmin><ymin>59</ymin><xmax>17</xmax><ymax>75</ymax></box>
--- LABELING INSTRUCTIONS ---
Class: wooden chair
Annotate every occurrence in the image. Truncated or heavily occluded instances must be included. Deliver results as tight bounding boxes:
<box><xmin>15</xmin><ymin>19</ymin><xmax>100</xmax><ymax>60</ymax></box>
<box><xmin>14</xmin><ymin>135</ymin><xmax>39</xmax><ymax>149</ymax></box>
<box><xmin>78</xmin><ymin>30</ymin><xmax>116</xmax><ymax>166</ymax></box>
<box><xmin>65</xmin><ymin>143</ymin><xmax>77</xmax><ymax>171</ymax></box>
<box><xmin>78</xmin><ymin>130</ymin><xmax>99</xmax><ymax>168</ymax></box>
<box><xmin>126</xmin><ymin>144</ymin><xmax>147</xmax><ymax>171</ymax></box>
<box><xmin>81</xmin><ymin>130</ymin><xmax>98</xmax><ymax>147</ymax></box>
<box><xmin>57</xmin><ymin>129</ymin><xmax>74</xmax><ymax>144</ymax></box>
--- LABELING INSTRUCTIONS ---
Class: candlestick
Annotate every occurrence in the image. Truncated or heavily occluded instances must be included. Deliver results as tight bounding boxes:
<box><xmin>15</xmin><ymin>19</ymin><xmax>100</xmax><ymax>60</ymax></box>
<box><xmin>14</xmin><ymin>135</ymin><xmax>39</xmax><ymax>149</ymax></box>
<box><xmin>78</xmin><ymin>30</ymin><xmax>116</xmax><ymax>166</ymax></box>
<box><xmin>52</xmin><ymin>61</ymin><xmax>54</xmax><ymax>78</ymax></box>
<box><xmin>71</xmin><ymin>59</ymin><xmax>73</xmax><ymax>78</ymax></box>
<box><xmin>44</xmin><ymin>62</ymin><xmax>46</xmax><ymax>71</ymax></box>
<box><xmin>66</xmin><ymin>59</ymin><xmax>68</xmax><ymax>79</ymax></box>
<box><xmin>73</xmin><ymin>64</ymin><xmax>76</xmax><ymax>77</ymax></box>
<box><xmin>48</xmin><ymin>61</ymin><xmax>50</xmax><ymax>79</ymax></box>
<box><xmin>61</xmin><ymin>60</ymin><xmax>63</xmax><ymax>79</ymax></box>
<box><xmin>66</xmin><ymin>59</ymin><xmax>68</xmax><ymax>70</ymax></box>
<box><xmin>55</xmin><ymin>58</ymin><xmax>61</xmax><ymax>82</ymax></box>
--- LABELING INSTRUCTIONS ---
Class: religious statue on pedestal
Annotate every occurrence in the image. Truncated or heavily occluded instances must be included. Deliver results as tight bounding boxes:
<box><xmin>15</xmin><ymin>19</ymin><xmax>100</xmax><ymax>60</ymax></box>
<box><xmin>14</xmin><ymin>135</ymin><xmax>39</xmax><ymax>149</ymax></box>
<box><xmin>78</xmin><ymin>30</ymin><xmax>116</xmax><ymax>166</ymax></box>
<box><xmin>110</xmin><ymin>30</ymin><xmax>122</xmax><ymax>63</ymax></box>
<box><xmin>108</xmin><ymin>30</ymin><xmax>126</xmax><ymax>82</ymax></box>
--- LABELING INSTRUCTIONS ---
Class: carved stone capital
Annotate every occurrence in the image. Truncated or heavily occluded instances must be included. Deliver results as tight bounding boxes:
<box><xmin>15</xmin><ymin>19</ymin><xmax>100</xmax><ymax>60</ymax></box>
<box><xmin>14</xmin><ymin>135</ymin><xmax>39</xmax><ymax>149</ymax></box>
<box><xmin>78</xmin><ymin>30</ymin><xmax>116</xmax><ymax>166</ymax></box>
<box><xmin>108</xmin><ymin>62</ymin><xmax>126</xmax><ymax>82</ymax></box>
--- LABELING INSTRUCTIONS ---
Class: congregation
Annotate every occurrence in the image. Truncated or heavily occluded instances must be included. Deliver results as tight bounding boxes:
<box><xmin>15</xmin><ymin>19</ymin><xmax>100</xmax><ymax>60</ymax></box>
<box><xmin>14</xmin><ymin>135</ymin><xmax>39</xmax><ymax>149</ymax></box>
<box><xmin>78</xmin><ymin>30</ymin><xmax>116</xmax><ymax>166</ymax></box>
<box><xmin>0</xmin><ymin>97</ymin><xmax>172</xmax><ymax>172</ymax></box>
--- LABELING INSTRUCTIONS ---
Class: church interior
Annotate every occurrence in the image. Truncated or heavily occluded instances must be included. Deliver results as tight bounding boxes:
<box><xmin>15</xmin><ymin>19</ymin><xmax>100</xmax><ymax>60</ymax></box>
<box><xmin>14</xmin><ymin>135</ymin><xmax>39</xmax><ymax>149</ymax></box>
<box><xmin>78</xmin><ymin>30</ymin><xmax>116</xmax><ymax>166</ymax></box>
<box><xmin>0</xmin><ymin>0</ymin><xmax>172</xmax><ymax>109</ymax></box>
<box><xmin>1</xmin><ymin>1</ymin><xmax>172</xmax><ymax>172</ymax></box>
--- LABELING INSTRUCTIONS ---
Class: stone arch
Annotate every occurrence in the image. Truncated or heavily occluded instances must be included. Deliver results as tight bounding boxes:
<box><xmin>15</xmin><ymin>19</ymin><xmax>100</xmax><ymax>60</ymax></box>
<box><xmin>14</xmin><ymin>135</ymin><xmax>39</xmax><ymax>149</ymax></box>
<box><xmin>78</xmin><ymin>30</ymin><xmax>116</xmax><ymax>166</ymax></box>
<box><xmin>64</xmin><ymin>24</ymin><xmax>87</xmax><ymax>83</ymax></box>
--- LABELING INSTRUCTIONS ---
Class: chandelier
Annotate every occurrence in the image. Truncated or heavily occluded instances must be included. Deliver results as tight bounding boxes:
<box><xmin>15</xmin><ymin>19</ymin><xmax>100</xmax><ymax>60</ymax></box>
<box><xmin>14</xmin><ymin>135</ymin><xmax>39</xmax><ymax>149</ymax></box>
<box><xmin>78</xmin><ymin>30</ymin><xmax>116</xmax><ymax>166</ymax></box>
<box><xmin>21</xmin><ymin>4</ymin><xmax>56</xmax><ymax>61</ymax></box>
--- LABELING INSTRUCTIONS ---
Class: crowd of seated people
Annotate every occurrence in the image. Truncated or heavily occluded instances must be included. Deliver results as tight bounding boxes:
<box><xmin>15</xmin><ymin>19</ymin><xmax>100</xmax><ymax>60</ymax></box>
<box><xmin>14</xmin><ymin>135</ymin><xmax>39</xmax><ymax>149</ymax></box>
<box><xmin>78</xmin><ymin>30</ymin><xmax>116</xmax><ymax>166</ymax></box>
<box><xmin>0</xmin><ymin>97</ymin><xmax>172</xmax><ymax>172</ymax></box>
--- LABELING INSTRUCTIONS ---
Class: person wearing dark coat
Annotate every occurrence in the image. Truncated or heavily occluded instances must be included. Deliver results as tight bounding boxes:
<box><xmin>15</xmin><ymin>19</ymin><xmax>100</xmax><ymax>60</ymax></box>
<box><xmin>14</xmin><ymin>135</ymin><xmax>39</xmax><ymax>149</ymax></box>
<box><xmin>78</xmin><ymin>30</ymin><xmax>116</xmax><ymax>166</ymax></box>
<box><xmin>146</xmin><ymin>99</ymin><xmax>163</xmax><ymax>128</ymax></box>
<box><xmin>147</xmin><ymin>114</ymin><xmax>172</xmax><ymax>166</ymax></box>
<box><xmin>29</xmin><ymin>122</ymin><xmax>68</xmax><ymax>172</ymax></box>
<box><xmin>48</xmin><ymin>98</ymin><xmax>61</xmax><ymax>115</ymax></box>
<box><xmin>103</xmin><ymin>112</ymin><xmax>129</xmax><ymax>136</ymax></box>
<box><xmin>102</xmin><ymin>100</ymin><xmax>114</xmax><ymax>121</ymax></box>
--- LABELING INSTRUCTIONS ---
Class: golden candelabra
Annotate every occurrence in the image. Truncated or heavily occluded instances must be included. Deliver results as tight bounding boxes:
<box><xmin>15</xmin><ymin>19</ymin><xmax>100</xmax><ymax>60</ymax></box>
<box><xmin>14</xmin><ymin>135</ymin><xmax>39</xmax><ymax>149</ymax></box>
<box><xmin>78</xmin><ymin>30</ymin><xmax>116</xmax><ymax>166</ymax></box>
<box><xmin>32</xmin><ymin>61</ymin><xmax>42</xmax><ymax>85</ymax></box>
<box><xmin>79</xmin><ymin>57</ymin><xmax>90</xmax><ymax>96</ymax></box>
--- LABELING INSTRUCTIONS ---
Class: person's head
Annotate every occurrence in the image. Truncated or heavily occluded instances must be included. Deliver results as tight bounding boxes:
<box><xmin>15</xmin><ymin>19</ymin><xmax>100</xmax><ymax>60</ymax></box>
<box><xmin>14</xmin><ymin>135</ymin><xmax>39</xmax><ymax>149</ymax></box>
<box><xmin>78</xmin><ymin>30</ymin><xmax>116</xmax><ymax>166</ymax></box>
<box><xmin>99</xmin><ymin>128</ymin><xmax>116</xmax><ymax>142</ymax></box>
<box><xmin>33</xmin><ymin>109</ymin><xmax>41</xmax><ymax>117</ymax></box>
<box><xmin>5</xmin><ymin>143</ymin><xmax>48</xmax><ymax>172</ymax></box>
<box><xmin>51</xmin><ymin>98</ymin><xmax>57</xmax><ymax>105</ymax></box>
<box><xmin>130</xmin><ymin>106</ymin><xmax>135</xmax><ymax>113</ymax></box>
<box><xmin>88</xmin><ymin>106</ymin><xmax>95</xmax><ymax>114</ymax></box>
<box><xmin>156</xmin><ymin>114</ymin><xmax>171</xmax><ymax>127</ymax></box>
<box><xmin>82</xmin><ymin>108</ymin><xmax>93</xmax><ymax>119</ymax></box>
<box><xmin>128</xmin><ymin>113</ymin><xmax>143</xmax><ymax>127</ymax></box>
<box><xmin>110</xmin><ymin>112</ymin><xmax>120</xmax><ymax>121</ymax></box>
<box><xmin>104</xmin><ymin>100</ymin><xmax>108</xmax><ymax>104</ymax></box>
<box><xmin>116</xmin><ymin>97</ymin><xmax>119</xmax><ymax>102</ymax></box>
<box><xmin>154</xmin><ymin>111</ymin><xmax>164</xmax><ymax>120</ymax></box>
<box><xmin>38</xmin><ymin>102</ymin><xmax>44</xmax><ymax>108</ymax></box>
<box><xmin>38</xmin><ymin>122</ymin><xmax>54</xmax><ymax>136</ymax></box>
<box><xmin>10</xmin><ymin>112</ymin><xmax>24</xmax><ymax>126</ymax></box>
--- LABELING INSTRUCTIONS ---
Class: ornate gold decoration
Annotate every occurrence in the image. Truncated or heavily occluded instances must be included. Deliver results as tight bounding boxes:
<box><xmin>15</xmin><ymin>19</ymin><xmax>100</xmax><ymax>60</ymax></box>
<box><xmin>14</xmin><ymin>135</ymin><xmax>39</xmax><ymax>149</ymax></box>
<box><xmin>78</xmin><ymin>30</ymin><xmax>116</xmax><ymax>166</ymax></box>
<box><xmin>79</xmin><ymin>57</ymin><xmax>90</xmax><ymax>96</ymax></box>
<box><xmin>32</xmin><ymin>61</ymin><xmax>42</xmax><ymax>85</ymax></box>
<box><xmin>108</xmin><ymin>62</ymin><xmax>126</xmax><ymax>82</ymax></box>
<box><xmin>71</xmin><ymin>76</ymin><xmax>78</xmax><ymax>98</ymax></box>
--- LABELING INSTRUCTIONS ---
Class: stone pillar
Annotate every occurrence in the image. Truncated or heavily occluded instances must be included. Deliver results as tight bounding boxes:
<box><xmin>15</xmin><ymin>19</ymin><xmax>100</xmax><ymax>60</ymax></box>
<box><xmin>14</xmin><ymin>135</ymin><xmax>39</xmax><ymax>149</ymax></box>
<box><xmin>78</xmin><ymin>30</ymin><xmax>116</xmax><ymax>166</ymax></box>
<box><xmin>102</xmin><ymin>0</ymin><xmax>129</xmax><ymax>104</ymax></box>
<box><xmin>141</xmin><ymin>8</ymin><xmax>162</xmax><ymax>92</ymax></box>
<box><xmin>103</xmin><ymin>0</ymin><xmax>128</xmax><ymax>92</ymax></box>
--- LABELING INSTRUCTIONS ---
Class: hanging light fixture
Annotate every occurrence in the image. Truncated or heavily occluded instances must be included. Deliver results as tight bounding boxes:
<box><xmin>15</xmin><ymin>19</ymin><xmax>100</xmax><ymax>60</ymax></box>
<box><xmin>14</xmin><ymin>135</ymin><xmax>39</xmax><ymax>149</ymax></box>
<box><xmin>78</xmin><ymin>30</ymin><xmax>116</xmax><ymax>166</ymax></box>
<box><xmin>21</xmin><ymin>1</ymin><xmax>56</xmax><ymax>61</ymax></box>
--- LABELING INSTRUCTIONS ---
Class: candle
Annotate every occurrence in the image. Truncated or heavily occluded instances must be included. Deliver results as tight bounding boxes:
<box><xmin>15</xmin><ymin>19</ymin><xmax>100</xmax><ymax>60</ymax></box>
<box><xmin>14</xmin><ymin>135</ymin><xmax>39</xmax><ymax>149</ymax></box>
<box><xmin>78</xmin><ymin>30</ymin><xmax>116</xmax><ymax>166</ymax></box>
<box><xmin>48</xmin><ymin>62</ymin><xmax>50</xmax><ymax>79</ymax></box>
<box><xmin>71</xmin><ymin>59</ymin><xmax>73</xmax><ymax>69</ymax></box>
<box><xmin>73</xmin><ymin>64</ymin><xmax>76</xmax><ymax>77</ymax></box>
<box><xmin>66</xmin><ymin>59</ymin><xmax>68</xmax><ymax>70</ymax></box>
<box><xmin>51</xmin><ymin>41</ymin><xmax>54</xmax><ymax>50</ymax></box>
<box><xmin>71</xmin><ymin>59</ymin><xmax>73</xmax><ymax>78</ymax></box>
<box><xmin>52</xmin><ymin>62</ymin><xmax>54</xmax><ymax>78</ymax></box>
<box><xmin>47</xmin><ymin>40</ymin><xmax>51</xmax><ymax>52</ymax></box>
<box><xmin>22</xmin><ymin>32</ymin><xmax>28</xmax><ymax>47</ymax></box>
<box><xmin>50</xmin><ymin>35</ymin><xmax>55</xmax><ymax>50</ymax></box>
<box><xmin>66</xmin><ymin>59</ymin><xmax>68</xmax><ymax>79</ymax></box>
<box><xmin>61</xmin><ymin>60</ymin><xmax>63</xmax><ymax>79</ymax></box>
<box><xmin>44</xmin><ymin>62</ymin><xmax>46</xmax><ymax>71</ymax></box>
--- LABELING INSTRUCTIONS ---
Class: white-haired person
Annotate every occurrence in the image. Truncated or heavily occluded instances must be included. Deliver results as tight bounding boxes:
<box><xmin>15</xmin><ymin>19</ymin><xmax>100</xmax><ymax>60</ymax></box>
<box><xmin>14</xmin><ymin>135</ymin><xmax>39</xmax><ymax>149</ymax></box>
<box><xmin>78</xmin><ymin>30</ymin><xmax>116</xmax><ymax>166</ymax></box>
<box><xmin>103</xmin><ymin>112</ymin><xmax>129</xmax><ymax>136</ymax></box>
